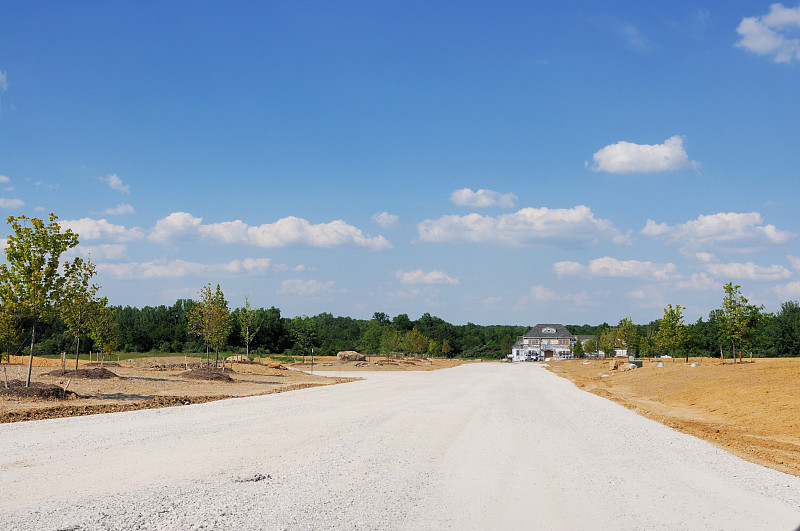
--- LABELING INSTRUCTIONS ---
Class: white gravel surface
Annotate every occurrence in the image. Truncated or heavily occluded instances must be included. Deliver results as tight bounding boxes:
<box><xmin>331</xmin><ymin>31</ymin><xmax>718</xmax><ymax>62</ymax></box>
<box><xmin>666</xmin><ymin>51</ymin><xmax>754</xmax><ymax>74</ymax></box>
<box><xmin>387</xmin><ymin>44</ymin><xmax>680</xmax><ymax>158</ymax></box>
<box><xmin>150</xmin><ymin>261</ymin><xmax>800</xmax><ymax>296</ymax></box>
<box><xmin>1</xmin><ymin>363</ymin><xmax>799</xmax><ymax>530</ymax></box>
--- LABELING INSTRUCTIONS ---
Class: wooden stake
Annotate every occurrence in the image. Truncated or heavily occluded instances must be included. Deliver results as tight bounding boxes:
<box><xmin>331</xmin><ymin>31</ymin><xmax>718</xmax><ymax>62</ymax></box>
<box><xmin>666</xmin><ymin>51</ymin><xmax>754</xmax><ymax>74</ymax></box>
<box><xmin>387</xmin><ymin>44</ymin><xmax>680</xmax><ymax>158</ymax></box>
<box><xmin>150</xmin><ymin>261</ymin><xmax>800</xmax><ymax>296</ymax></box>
<box><xmin>2</xmin><ymin>366</ymin><xmax>8</xmax><ymax>389</ymax></box>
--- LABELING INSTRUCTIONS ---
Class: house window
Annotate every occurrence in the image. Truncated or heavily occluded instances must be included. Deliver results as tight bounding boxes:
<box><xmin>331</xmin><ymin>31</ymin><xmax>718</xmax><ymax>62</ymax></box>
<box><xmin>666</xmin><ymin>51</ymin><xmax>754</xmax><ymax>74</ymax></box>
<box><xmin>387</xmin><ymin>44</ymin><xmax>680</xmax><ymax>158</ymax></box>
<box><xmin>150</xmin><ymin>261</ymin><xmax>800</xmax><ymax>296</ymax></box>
<box><xmin>542</xmin><ymin>327</ymin><xmax>556</xmax><ymax>334</ymax></box>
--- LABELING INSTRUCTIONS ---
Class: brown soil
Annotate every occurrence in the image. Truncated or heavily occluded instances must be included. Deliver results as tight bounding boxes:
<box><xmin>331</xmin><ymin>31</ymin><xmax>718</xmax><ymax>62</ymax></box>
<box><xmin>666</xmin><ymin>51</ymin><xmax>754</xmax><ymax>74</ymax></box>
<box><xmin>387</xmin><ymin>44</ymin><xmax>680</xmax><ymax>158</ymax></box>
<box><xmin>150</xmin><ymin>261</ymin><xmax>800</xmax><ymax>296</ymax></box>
<box><xmin>546</xmin><ymin>357</ymin><xmax>800</xmax><ymax>478</ymax></box>
<box><xmin>288</xmin><ymin>355</ymin><xmax>468</xmax><ymax>371</ymax></box>
<box><xmin>45</xmin><ymin>367</ymin><xmax>120</xmax><ymax>379</ymax></box>
<box><xmin>0</xmin><ymin>355</ymin><xmax>464</xmax><ymax>424</ymax></box>
<box><xmin>0</xmin><ymin>355</ymin><xmax>359</xmax><ymax>423</ymax></box>
<box><xmin>179</xmin><ymin>368</ymin><xmax>235</xmax><ymax>381</ymax></box>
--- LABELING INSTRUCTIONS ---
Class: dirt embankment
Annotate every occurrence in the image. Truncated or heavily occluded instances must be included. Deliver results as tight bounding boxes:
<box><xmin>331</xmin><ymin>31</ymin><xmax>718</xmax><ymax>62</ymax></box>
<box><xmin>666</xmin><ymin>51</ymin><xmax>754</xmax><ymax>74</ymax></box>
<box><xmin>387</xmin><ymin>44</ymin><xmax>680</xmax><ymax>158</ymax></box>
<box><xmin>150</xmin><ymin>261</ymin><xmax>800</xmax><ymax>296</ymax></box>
<box><xmin>547</xmin><ymin>357</ymin><xmax>800</xmax><ymax>477</ymax></box>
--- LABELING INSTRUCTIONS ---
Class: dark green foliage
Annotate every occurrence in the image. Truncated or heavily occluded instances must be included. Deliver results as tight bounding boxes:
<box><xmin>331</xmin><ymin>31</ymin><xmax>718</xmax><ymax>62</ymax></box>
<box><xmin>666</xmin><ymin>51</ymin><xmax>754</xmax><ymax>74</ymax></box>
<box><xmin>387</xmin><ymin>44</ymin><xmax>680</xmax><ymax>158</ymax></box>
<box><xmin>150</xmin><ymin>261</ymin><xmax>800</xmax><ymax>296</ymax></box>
<box><xmin>770</xmin><ymin>301</ymin><xmax>800</xmax><ymax>357</ymax></box>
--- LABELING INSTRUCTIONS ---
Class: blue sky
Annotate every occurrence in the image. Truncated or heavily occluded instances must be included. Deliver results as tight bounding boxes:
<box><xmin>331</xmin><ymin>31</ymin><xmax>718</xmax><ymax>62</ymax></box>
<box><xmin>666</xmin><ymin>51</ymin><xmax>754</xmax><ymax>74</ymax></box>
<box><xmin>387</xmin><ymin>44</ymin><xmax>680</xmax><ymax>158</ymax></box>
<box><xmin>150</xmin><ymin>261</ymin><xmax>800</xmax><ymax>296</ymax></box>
<box><xmin>1</xmin><ymin>1</ymin><xmax>799</xmax><ymax>325</ymax></box>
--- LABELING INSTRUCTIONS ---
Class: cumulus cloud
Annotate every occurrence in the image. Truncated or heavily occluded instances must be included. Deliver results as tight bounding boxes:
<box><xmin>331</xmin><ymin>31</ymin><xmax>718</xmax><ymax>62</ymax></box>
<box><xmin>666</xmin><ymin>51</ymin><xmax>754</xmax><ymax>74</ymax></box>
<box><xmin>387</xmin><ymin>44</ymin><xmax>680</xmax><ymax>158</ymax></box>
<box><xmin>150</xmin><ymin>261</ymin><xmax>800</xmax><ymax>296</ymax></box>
<box><xmin>674</xmin><ymin>273</ymin><xmax>719</xmax><ymax>291</ymax></box>
<box><xmin>149</xmin><ymin>212</ymin><xmax>203</xmax><ymax>243</ymax></box>
<box><xmin>99</xmin><ymin>174</ymin><xmax>130</xmax><ymax>194</ymax></box>
<box><xmin>776</xmin><ymin>281</ymin><xmax>800</xmax><ymax>298</ymax></box>
<box><xmin>395</xmin><ymin>269</ymin><xmax>459</xmax><ymax>286</ymax></box>
<box><xmin>278</xmin><ymin>279</ymin><xmax>341</xmax><ymax>296</ymax></box>
<box><xmin>0</xmin><ymin>175</ymin><xmax>10</xmax><ymax>183</ymax></box>
<box><xmin>736</xmin><ymin>3</ymin><xmax>800</xmax><ymax>63</ymax></box>
<box><xmin>0</xmin><ymin>198</ymin><xmax>24</xmax><ymax>209</ymax></box>
<box><xmin>372</xmin><ymin>212</ymin><xmax>399</xmax><ymax>228</ymax></box>
<box><xmin>418</xmin><ymin>205</ymin><xmax>620</xmax><ymax>247</ymax></box>
<box><xmin>72</xmin><ymin>244</ymin><xmax>128</xmax><ymax>260</ymax></box>
<box><xmin>102</xmin><ymin>203</ymin><xmax>135</xmax><ymax>215</ymax></box>
<box><xmin>98</xmin><ymin>257</ymin><xmax>273</xmax><ymax>279</ymax></box>
<box><xmin>704</xmin><ymin>261</ymin><xmax>791</xmax><ymax>281</ymax></box>
<box><xmin>61</xmin><ymin>218</ymin><xmax>145</xmax><ymax>242</ymax></box>
<box><xmin>788</xmin><ymin>255</ymin><xmax>800</xmax><ymax>270</ymax></box>
<box><xmin>553</xmin><ymin>256</ymin><xmax>679</xmax><ymax>280</ymax></box>
<box><xmin>518</xmin><ymin>285</ymin><xmax>594</xmax><ymax>307</ymax></box>
<box><xmin>150</xmin><ymin>212</ymin><xmax>392</xmax><ymax>250</ymax></box>
<box><xmin>450</xmin><ymin>188</ymin><xmax>517</xmax><ymax>208</ymax></box>
<box><xmin>591</xmin><ymin>136</ymin><xmax>698</xmax><ymax>174</ymax></box>
<box><xmin>642</xmin><ymin>211</ymin><xmax>795</xmax><ymax>252</ymax></box>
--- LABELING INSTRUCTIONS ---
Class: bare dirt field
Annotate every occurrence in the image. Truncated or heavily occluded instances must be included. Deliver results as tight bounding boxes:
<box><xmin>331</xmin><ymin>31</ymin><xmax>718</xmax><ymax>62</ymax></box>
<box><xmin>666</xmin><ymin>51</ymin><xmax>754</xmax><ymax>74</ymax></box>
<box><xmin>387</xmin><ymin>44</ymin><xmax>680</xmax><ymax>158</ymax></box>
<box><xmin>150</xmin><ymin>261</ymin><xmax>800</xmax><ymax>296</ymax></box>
<box><xmin>0</xmin><ymin>355</ymin><xmax>463</xmax><ymax>423</ymax></box>
<box><xmin>0</xmin><ymin>355</ymin><xmax>360</xmax><ymax>423</ymax></box>
<box><xmin>546</xmin><ymin>357</ymin><xmax>800</xmax><ymax>477</ymax></box>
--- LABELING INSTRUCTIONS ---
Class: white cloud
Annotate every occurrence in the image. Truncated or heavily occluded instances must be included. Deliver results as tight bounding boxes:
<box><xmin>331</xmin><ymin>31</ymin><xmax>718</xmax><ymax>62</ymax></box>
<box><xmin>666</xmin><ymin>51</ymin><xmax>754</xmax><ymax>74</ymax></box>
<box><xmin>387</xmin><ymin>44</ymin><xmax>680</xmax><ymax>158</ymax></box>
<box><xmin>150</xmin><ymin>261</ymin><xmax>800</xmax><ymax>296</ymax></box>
<box><xmin>418</xmin><ymin>205</ymin><xmax>620</xmax><ymax>247</ymax></box>
<box><xmin>395</xmin><ymin>269</ymin><xmax>459</xmax><ymax>286</ymax></box>
<box><xmin>150</xmin><ymin>212</ymin><xmax>392</xmax><ymax>250</ymax></box>
<box><xmin>102</xmin><ymin>203</ymin><xmax>135</xmax><ymax>215</ymax></box>
<box><xmin>591</xmin><ymin>135</ymin><xmax>698</xmax><ymax>174</ymax></box>
<box><xmin>674</xmin><ymin>273</ymin><xmax>719</xmax><ymax>291</ymax></box>
<box><xmin>98</xmin><ymin>174</ymin><xmax>130</xmax><ymax>194</ymax></box>
<box><xmin>73</xmin><ymin>244</ymin><xmax>128</xmax><ymax>260</ymax></box>
<box><xmin>278</xmin><ymin>279</ymin><xmax>341</xmax><ymax>296</ymax></box>
<box><xmin>450</xmin><ymin>188</ymin><xmax>517</xmax><ymax>208</ymax></box>
<box><xmin>61</xmin><ymin>218</ymin><xmax>145</xmax><ymax>242</ymax></box>
<box><xmin>0</xmin><ymin>71</ymin><xmax>6</xmax><ymax>91</ymax></box>
<box><xmin>788</xmin><ymin>255</ymin><xmax>800</xmax><ymax>270</ymax></box>
<box><xmin>0</xmin><ymin>198</ymin><xmax>24</xmax><ymax>209</ymax></box>
<box><xmin>519</xmin><ymin>285</ymin><xmax>594</xmax><ymax>307</ymax></box>
<box><xmin>98</xmin><ymin>257</ymin><xmax>273</xmax><ymax>279</ymax></box>
<box><xmin>372</xmin><ymin>212</ymin><xmax>399</xmax><ymax>228</ymax></box>
<box><xmin>736</xmin><ymin>3</ymin><xmax>800</xmax><ymax>63</ymax></box>
<box><xmin>642</xmin><ymin>211</ymin><xmax>795</xmax><ymax>252</ymax></box>
<box><xmin>704</xmin><ymin>261</ymin><xmax>791</xmax><ymax>281</ymax></box>
<box><xmin>553</xmin><ymin>256</ymin><xmax>679</xmax><ymax>280</ymax></box>
<box><xmin>695</xmin><ymin>252</ymin><xmax>717</xmax><ymax>263</ymax></box>
<box><xmin>0</xmin><ymin>175</ymin><xmax>10</xmax><ymax>183</ymax></box>
<box><xmin>149</xmin><ymin>212</ymin><xmax>203</xmax><ymax>243</ymax></box>
<box><xmin>776</xmin><ymin>281</ymin><xmax>800</xmax><ymax>298</ymax></box>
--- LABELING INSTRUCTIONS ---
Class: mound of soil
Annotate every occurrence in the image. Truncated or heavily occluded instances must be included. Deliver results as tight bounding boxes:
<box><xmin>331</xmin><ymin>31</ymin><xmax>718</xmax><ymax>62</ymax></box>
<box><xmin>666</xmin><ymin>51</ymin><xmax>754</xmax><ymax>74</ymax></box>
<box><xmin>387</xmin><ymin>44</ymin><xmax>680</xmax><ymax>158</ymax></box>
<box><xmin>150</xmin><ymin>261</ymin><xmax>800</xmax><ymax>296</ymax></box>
<box><xmin>46</xmin><ymin>368</ymin><xmax>121</xmax><ymax>379</ymax></box>
<box><xmin>179</xmin><ymin>368</ymin><xmax>235</xmax><ymax>382</ymax></box>
<box><xmin>0</xmin><ymin>380</ymin><xmax>78</xmax><ymax>400</ymax></box>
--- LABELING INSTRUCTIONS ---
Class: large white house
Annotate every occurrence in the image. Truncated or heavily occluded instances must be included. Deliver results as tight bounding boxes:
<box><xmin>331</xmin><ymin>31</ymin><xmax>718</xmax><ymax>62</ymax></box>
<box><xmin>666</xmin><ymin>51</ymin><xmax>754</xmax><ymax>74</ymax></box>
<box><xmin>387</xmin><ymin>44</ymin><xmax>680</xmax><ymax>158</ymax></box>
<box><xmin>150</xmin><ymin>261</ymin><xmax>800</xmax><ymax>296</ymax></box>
<box><xmin>509</xmin><ymin>324</ymin><xmax>576</xmax><ymax>361</ymax></box>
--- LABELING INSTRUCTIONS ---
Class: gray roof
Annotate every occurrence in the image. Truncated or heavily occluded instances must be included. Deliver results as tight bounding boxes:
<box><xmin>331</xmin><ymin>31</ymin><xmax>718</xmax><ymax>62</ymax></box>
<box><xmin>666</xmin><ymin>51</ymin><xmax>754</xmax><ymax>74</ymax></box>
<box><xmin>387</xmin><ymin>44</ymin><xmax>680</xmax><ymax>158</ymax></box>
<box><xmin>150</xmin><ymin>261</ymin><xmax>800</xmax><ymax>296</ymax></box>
<box><xmin>522</xmin><ymin>323</ymin><xmax>576</xmax><ymax>339</ymax></box>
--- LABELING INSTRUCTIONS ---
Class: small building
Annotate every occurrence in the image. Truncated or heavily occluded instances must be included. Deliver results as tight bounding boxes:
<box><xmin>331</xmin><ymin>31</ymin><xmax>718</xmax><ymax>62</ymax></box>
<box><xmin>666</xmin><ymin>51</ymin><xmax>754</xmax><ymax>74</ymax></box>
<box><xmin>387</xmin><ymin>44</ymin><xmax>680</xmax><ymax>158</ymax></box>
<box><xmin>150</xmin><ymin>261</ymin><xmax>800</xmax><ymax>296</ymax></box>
<box><xmin>509</xmin><ymin>324</ymin><xmax>577</xmax><ymax>361</ymax></box>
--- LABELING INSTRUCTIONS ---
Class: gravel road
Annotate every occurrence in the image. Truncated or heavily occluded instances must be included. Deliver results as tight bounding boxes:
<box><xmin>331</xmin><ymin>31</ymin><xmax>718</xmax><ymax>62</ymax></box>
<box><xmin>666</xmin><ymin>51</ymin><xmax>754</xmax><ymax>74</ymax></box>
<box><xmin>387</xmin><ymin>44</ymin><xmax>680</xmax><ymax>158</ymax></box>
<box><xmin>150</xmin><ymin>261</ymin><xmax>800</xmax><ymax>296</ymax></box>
<box><xmin>2</xmin><ymin>363</ymin><xmax>799</xmax><ymax>530</ymax></box>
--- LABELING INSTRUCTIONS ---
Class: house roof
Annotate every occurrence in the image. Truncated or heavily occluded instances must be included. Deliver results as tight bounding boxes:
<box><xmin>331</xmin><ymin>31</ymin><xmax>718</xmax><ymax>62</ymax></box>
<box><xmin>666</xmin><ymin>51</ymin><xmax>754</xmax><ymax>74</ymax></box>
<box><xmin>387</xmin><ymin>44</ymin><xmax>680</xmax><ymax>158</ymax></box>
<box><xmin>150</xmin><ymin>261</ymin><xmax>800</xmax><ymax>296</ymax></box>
<box><xmin>522</xmin><ymin>323</ymin><xmax>575</xmax><ymax>339</ymax></box>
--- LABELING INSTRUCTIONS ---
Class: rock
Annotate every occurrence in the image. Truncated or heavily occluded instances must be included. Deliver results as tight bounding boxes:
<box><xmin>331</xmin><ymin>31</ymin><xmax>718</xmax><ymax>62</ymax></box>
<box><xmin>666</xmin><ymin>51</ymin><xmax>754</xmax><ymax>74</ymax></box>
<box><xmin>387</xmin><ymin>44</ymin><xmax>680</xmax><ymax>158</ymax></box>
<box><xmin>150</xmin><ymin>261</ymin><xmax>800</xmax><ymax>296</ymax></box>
<box><xmin>608</xmin><ymin>359</ymin><xmax>619</xmax><ymax>370</ymax></box>
<box><xmin>226</xmin><ymin>354</ymin><xmax>250</xmax><ymax>362</ymax></box>
<box><xmin>337</xmin><ymin>351</ymin><xmax>366</xmax><ymax>362</ymax></box>
<box><xmin>621</xmin><ymin>363</ymin><xmax>637</xmax><ymax>372</ymax></box>
<box><xmin>657</xmin><ymin>362</ymin><xmax>664</xmax><ymax>367</ymax></box>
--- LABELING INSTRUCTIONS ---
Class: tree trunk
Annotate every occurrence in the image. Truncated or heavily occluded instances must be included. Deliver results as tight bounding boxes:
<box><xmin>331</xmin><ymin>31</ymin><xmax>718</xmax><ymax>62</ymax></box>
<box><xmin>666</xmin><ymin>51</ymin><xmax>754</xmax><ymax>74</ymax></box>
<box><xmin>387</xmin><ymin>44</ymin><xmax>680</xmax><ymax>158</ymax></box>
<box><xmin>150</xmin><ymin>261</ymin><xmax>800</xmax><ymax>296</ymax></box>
<box><xmin>74</xmin><ymin>336</ymin><xmax>81</xmax><ymax>372</ymax></box>
<box><xmin>25</xmin><ymin>321</ymin><xmax>36</xmax><ymax>388</ymax></box>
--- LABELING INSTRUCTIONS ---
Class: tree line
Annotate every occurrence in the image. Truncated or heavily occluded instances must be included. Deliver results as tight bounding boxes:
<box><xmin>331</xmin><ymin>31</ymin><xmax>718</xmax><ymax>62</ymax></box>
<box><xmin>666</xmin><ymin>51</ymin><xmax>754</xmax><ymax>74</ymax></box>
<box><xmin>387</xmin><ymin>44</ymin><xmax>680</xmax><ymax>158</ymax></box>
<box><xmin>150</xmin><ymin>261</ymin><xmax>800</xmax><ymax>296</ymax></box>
<box><xmin>3</xmin><ymin>214</ymin><xmax>800</xmax><ymax>384</ymax></box>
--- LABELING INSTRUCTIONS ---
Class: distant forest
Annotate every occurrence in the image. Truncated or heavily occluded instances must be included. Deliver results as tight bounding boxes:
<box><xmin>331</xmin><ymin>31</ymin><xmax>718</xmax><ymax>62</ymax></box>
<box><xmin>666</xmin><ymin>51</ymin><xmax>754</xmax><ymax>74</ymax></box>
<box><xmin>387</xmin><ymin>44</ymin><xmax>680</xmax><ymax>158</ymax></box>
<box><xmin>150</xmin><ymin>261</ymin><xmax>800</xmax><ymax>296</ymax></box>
<box><xmin>7</xmin><ymin>298</ymin><xmax>800</xmax><ymax>360</ymax></box>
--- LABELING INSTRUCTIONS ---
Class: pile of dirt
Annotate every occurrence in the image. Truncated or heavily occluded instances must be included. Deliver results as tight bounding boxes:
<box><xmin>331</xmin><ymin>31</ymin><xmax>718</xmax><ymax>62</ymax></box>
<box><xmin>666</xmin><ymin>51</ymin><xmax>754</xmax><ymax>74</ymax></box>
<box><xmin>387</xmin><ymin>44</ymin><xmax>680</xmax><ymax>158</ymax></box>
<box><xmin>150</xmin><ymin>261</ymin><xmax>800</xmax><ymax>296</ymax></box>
<box><xmin>0</xmin><ymin>380</ymin><xmax>78</xmax><ymax>400</ymax></box>
<box><xmin>46</xmin><ymin>368</ymin><xmax>121</xmax><ymax>379</ymax></box>
<box><xmin>179</xmin><ymin>368</ymin><xmax>235</xmax><ymax>382</ymax></box>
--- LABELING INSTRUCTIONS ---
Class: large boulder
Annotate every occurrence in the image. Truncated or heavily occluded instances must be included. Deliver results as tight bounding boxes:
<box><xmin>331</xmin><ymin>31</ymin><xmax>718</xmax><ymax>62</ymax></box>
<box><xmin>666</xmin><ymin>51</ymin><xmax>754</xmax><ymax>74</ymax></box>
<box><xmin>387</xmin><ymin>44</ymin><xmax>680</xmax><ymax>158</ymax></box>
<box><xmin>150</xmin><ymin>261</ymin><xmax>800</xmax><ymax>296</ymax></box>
<box><xmin>337</xmin><ymin>351</ymin><xmax>366</xmax><ymax>362</ymax></box>
<box><xmin>608</xmin><ymin>359</ymin><xmax>620</xmax><ymax>370</ymax></box>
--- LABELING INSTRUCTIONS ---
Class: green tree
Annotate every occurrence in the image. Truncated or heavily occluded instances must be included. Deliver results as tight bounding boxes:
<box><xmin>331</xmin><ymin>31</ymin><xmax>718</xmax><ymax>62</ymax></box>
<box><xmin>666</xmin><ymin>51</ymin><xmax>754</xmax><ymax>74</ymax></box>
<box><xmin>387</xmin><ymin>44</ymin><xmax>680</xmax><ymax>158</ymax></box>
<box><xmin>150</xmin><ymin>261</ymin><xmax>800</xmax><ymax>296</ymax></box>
<box><xmin>771</xmin><ymin>300</ymin><xmax>800</xmax><ymax>357</ymax></box>
<box><xmin>0</xmin><ymin>214</ymin><xmax>78</xmax><ymax>386</ymax></box>
<box><xmin>655</xmin><ymin>304</ymin><xmax>687</xmax><ymax>359</ymax></box>
<box><xmin>572</xmin><ymin>339</ymin><xmax>584</xmax><ymax>358</ymax></box>
<box><xmin>59</xmin><ymin>257</ymin><xmax>100</xmax><ymax>372</ymax></box>
<box><xmin>0</xmin><ymin>303</ymin><xmax>21</xmax><ymax>364</ymax></box>
<box><xmin>88</xmin><ymin>297</ymin><xmax>119</xmax><ymax>364</ymax></box>
<box><xmin>584</xmin><ymin>338</ymin><xmax>597</xmax><ymax>356</ymax></box>
<box><xmin>428</xmin><ymin>338</ymin><xmax>440</xmax><ymax>357</ymax></box>
<box><xmin>720</xmin><ymin>282</ymin><xmax>762</xmax><ymax>363</ymax></box>
<box><xmin>441</xmin><ymin>338</ymin><xmax>452</xmax><ymax>358</ymax></box>
<box><xmin>237</xmin><ymin>295</ymin><xmax>261</xmax><ymax>359</ymax></box>
<box><xmin>405</xmin><ymin>327</ymin><xmax>426</xmax><ymax>357</ymax></box>
<box><xmin>617</xmin><ymin>317</ymin><xmax>638</xmax><ymax>357</ymax></box>
<box><xmin>291</xmin><ymin>315</ymin><xmax>316</xmax><ymax>362</ymax></box>
<box><xmin>188</xmin><ymin>284</ymin><xmax>233</xmax><ymax>368</ymax></box>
